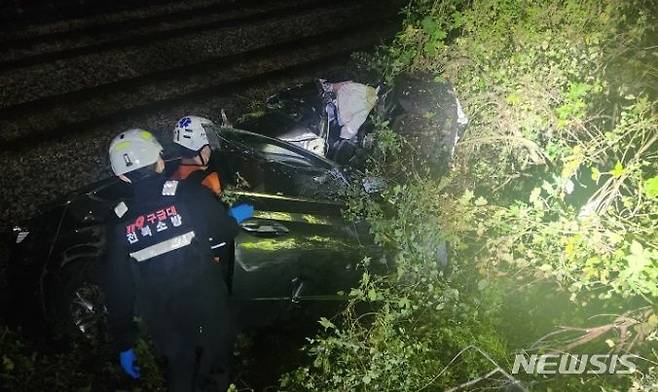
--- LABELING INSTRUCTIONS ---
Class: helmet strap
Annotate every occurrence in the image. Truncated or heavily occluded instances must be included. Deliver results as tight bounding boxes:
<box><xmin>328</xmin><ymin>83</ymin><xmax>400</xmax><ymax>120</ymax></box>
<box><xmin>198</xmin><ymin>144</ymin><xmax>210</xmax><ymax>166</ymax></box>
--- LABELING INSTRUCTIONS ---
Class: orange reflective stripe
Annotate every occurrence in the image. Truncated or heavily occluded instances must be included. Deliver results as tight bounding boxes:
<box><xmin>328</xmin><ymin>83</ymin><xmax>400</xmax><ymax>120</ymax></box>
<box><xmin>202</xmin><ymin>172</ymin><xmax>222</xmax><ymax>195</ymax></box>
<box><xmin>171</xmin><ymin>164</ymin><xmax>203</xmax><ymax>180</ymax></box>
<box><xmin>171</xmin><ymin>164</ymin><xmax>221</xmax><ymax>195</ymax></box>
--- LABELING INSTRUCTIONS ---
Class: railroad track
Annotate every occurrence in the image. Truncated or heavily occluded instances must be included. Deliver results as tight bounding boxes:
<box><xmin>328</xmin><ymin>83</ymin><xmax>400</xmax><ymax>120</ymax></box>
<box><xmin>1</xmin><ymin>0</ymin><xmax>389</xmax><ymax>106</ymax></box>
<box><xmin>0</xmin><ymin>0</ymin><xmax>402</xmax><ymax>230</ymax></box>
<box><xmin>3</xmin><ymin>20</ymin><xmax>398</xmax><ymax>152</ymax></box>
<box><xmin>0</xmin><ymin>0</ymin><xmax>342</xmax><ymax>69</ymax></box>
<box><xmin>0</xmin><ymin>0</ymin><xmax>221</xmax><ymax>31</ymax></box>
<box><xmin>1</xmin><ymin>0</ymin><xmax>241</xmax><ymax>41</ymax></box>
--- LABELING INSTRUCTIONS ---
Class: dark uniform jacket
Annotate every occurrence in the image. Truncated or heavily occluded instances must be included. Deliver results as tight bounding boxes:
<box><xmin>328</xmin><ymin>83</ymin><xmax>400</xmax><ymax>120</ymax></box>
<box><xmin>103</xmin><ymin>174</ymin><xmax>239</xmax><ymax>352</ymax></box>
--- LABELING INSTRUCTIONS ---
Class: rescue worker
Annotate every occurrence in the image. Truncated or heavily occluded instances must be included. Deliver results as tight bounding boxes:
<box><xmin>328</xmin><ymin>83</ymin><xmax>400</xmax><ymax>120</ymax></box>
<box><xmin>171</xmin><ymin>115</ymin><xmax>222</xmax><ymax>196</ymax></box>
<box><xmin>103</xmin><ymin>129</ymin><xmax>251</xmax><ymax>391</ymax></box>
<box><xmin>171</xmin><ymin>115</ymin><xmax>235</xmax><ymax>288</ymax></box>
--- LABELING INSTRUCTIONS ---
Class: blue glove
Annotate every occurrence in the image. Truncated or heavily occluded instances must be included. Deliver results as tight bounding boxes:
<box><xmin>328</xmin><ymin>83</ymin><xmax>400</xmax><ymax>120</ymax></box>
<box><xmin>229</xmin><ymin>203</ymin><xmax>254</xmax><ymax>224</ymax></box>
<box><xmin>119</xmin><ymin>348</ymin><xmax>140</xmax><ymax>379</ymax></box>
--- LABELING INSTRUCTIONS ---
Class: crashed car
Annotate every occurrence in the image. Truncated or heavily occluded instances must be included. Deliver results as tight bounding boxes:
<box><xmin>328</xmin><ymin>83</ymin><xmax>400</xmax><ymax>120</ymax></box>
<box><xmin>236</xmin><ymin>73</ymin><xmax>468</xmax><ymax>172</ymax></box>
<box><xmin>236</xmin><ymin>79</ymin><xmax>378</xmax><ymax>169</ymax></box>
<box><xmin>7</xmin><ymin>73</ymin><xmax>462</xmax><ymax>338</ymax></box>
<box><xmin>7</xmin><ymin>124</ymin><xmax>381</xmax><ymax>338</ymax></box>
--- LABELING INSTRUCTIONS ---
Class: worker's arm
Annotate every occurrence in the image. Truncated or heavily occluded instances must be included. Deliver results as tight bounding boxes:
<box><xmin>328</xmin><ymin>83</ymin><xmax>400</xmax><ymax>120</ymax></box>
<box><xmin>185</xmin><ymin>184</ymin><xmax>241</xmax><ymax>257</ymax></box>
<box><xmin>102</xmin><ymin>222</ymin><xmax>138</xmax><ymax>352</ymax></box>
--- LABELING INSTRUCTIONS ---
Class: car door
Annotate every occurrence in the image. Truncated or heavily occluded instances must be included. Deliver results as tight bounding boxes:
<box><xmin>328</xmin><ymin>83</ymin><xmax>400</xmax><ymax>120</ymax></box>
<box><xmin>217</xmin><ymin>129</ymin><xmax>368</xmax><ymax>303</ymax></box>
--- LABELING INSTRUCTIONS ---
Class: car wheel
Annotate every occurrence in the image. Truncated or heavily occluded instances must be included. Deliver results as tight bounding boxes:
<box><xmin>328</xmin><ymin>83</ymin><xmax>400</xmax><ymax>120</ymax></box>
<box><xmin>50</xmin><ymin>259</ymin><xmax>108</xmax><ymax>342</ymax></box>
<box><xmin>69</xmin><ymin>280</ymin><xmax>107</xmax><ymax>340</ymax></box>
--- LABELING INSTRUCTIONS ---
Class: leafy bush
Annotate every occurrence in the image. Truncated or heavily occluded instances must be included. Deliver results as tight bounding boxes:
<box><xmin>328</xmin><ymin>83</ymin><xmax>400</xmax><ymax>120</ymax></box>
<box><xmin>283</xmin><ymin>0</ymin><xmax>658</xmax><ymax>390</ymax></box>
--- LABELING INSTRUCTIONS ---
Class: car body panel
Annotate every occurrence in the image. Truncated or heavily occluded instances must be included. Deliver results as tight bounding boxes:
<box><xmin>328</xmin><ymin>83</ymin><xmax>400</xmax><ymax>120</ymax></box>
<box><xmin>230</xmin><ymin>191</ymin><xmax>363</xmax><ymax>302</ymax></box>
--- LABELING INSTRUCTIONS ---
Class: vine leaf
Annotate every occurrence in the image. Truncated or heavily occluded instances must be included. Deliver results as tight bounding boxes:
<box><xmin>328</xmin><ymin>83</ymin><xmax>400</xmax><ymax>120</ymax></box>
<box><xmin>611</xmin><ymin>161</ymin><xmax>625</xmax><ymax>178</ymax></box>
<box><xmin>644</xmin><ymin>176</ymin><xmax>658</xmax><ymax>198</ymax></box>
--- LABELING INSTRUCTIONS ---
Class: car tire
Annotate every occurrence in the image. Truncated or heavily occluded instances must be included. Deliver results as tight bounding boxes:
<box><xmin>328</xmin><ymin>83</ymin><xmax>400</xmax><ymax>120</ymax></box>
<box><xmin>48</xmin><ymin>258</ymin><xmax>109</xmax><ymax>343</ymax></box>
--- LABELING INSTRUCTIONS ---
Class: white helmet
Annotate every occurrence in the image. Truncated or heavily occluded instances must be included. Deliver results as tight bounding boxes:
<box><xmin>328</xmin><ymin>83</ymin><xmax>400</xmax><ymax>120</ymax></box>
<box><xmin>109</xmin><ymin>129</ymin><xmax>163</xmax><ymax>176</ymax></box>
<box><xmin>173</xmin><ymin>115</ymin><xmax>214</xmax><ymax>152</ymax></box>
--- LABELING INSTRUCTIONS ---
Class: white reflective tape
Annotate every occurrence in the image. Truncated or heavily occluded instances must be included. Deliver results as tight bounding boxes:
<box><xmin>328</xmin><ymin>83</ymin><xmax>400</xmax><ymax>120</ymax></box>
<box><xmin>130</xmin><ymin>231</ymin><xmax>195</xmax><ymax>262</ymax></box>
<box><xmin>162</xmin><ymin>180</ymin><xmax>179</xmax><ymax>196</ymax></box>
<box><xmin>210</xmin><ymin>242</ymin><xmax>226</xmax><ymax>250</ymax></box>
<box><xmin>16</xmin><ymin>231</ymin><xmax>29</xmax><ymax>244</ymax></box>
<box><xmin>114</xmin><ymin>201</ymin><xmax>128</xmax><ymax>218</ymax></box>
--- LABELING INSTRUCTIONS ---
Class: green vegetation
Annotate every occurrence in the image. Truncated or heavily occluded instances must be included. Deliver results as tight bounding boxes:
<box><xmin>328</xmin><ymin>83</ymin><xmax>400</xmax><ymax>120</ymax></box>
<box><xmin>282</xmin><ymin>0</ymin><xmax>658</xmax><ymax>390</ymax></box>
<box><xmin>0</xmin><ymin>326</ymin><xmax>166</xmax><ymax>391</ymax></box>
